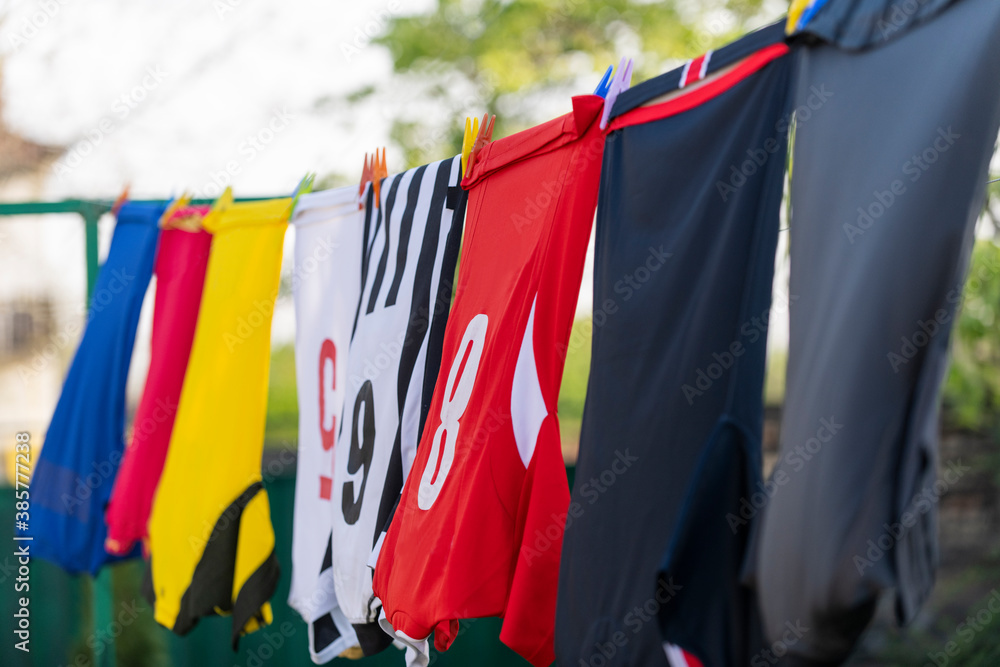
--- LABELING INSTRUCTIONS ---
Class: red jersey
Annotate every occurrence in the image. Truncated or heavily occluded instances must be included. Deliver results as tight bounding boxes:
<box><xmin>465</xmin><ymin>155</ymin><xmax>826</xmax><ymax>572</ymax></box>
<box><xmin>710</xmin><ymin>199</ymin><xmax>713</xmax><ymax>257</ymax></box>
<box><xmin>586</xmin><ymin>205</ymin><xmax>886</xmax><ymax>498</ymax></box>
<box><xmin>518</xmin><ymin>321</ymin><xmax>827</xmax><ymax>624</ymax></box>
<box><xmin>372</xmin><ymin>95</ymin><xmax>604</xmax><ymax>666</ymax></box>
<box><xmin>105</xmin><ymin>221</ymin><xmax>212</xmax><ymax>555</ymax></box>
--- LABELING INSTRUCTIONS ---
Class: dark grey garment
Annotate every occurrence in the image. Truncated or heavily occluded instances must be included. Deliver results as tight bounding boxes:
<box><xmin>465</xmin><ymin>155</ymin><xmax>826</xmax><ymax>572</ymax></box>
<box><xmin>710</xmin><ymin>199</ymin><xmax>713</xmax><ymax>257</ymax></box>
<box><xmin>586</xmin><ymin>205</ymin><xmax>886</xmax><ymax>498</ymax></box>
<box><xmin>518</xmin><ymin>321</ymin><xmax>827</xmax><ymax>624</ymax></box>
<box><xmin>800</xmin><ymin>0</ymin><xmax>958</xmax><ymax>49</ymax></box>
<box><xmin>749</xmin><ymin>0</ymin><xmax>1000</xmax><ymax>664</ymax></box>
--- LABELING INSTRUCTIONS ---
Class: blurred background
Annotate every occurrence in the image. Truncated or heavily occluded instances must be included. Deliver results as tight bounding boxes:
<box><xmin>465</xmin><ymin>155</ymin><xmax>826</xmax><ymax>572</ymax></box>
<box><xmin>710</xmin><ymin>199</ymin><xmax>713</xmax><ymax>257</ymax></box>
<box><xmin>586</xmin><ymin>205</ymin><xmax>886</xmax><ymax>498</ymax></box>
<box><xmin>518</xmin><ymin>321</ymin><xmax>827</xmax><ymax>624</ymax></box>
<box><xmin>0</xmin><ymin>0</ymin><xmax>998</xmax><ymax>665</ymax></box>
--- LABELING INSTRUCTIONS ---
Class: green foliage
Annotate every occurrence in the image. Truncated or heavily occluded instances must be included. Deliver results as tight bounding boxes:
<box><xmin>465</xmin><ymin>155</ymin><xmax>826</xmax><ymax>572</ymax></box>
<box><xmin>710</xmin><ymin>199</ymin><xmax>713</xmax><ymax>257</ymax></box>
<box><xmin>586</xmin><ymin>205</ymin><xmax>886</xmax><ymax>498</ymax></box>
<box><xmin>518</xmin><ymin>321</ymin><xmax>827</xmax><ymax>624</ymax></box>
<box><xmin>943</xmin><ymin>240</ymin><xmax>1000</xmax><ymax>435</ymax></box>
<box><xmin>372</xmin><ymin>0</ymin><xmax>777</xmax><ymax>167</ymax></box>
<box><xmin>112</xmin><ymin>562</ymin><xmax>170</xmax><ymax>667</ymax></box>
<box><xmin>265</xmin><ymin>344</ymin><xmax>299</xmax><ymax>446</ymax></box>
<box><xmin>65</xmin><ymin>563</ymin><xmax>169</xmax><ymax>667</ymax></box>
<box><xmin>872</xmin><ymin>586</ymin><xmax>1000</xmax><ymax>666</ymax></box>
<box><xmin>558</xmin><ymin>319</ymin><xmax>593</xmax><ymax>457</ymax></box>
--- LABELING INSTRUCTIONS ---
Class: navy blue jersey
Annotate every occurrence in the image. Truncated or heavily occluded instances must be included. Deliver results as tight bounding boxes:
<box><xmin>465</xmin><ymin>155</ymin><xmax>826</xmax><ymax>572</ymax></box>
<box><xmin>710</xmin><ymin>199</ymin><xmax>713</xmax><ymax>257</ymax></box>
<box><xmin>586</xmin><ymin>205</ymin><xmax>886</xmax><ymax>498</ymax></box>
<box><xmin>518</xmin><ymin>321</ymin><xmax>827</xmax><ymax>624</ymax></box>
<box><xmin>556</xmin><ymin>24</ymin><xmax>793</xmax><ymax>667</ymax></box>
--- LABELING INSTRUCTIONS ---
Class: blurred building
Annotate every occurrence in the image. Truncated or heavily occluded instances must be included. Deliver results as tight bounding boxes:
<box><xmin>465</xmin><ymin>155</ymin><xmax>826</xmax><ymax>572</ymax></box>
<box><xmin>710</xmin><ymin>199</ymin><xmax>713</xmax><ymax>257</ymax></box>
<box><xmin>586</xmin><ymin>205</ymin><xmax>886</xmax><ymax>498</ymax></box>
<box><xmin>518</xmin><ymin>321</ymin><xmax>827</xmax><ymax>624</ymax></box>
<box><xmin>0</xmin><ymin>61</ymin><xmax>67</xmax><ymax>483</ymax></box>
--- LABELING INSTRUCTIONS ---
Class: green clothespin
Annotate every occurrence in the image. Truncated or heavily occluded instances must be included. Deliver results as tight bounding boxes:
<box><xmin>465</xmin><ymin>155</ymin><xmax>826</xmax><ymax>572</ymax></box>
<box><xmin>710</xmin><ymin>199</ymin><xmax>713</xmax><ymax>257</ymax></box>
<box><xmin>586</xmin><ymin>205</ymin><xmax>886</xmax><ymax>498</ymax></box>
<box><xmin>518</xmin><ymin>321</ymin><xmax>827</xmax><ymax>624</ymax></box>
<box><xmin>288</xmin><ymin>172</ymin><xmax>315</xmax><ymax>218</ymax></box>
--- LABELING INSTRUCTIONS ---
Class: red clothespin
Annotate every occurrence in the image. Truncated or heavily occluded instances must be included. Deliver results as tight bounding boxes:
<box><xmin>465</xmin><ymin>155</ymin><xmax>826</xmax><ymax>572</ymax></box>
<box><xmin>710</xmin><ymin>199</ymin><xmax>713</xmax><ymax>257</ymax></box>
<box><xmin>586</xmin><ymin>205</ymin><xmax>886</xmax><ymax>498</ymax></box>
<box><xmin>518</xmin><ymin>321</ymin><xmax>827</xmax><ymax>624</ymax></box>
<box><xmin>111</xmin><ymin>184</ymin><xmax>130</xmax><ymax>216</ymax></box>
<box><xmin>464</xmin><ymin>113</ymin><xmax>495</xmax><ymax>179</ymax></box>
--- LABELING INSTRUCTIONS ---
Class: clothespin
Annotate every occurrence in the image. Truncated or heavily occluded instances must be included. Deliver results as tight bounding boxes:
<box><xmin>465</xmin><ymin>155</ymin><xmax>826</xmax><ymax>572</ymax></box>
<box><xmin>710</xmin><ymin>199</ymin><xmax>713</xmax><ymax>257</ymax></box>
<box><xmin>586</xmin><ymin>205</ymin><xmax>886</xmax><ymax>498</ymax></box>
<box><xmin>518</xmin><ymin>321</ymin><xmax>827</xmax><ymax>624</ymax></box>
<box><xmin>110</xmin><ymin>184</ymin><xmax>130</xmax><ymax>216</ymax></box>
<box><xmin>461</xmin><ymin>116</ymin><xmax>480</xmax><ymax>176</ymax></box>
<box><xmin>796</xmin><ymin>0</ymin><xmax>828</xmax><ymax>32</ymax></box>
<box><xmin>200</xmin><ymin>187</ymin><xmax>233</xmax><ymax>231</ymax></box>
<box><xmin>164</xmin><ymin>205</ymin><xmax>205</xmax><ymax>232</ymax></box>
<box><xmin>288</xmin><ymin>172</ymin><xmax>315</xmax><ymax>218</ymax></box>
<box><xmin>158</xmin><ymin>192</ymin><xmax>192</xmax><ymax>228</ymax></box>
<box><xmin>594</xmin><ymin>65</ymin><xmax>614</xmax><ymax>98</ymax></box>
<box><xmin>372</xmin><ymin>148</ymin><xmax>388</xmax><ymax>207</ymax></box>
<box><xmin>787</xmin><ymin>0</ymin><xmax>811</xmax><ymax>33</ymax></box>
<box><xmin>599</xmin><ymin>57</ymin><xmax>634</xmax><ymax>131</ymax></box>
<box><xmin>358</xmin><ymin>153</ymin><xmax>373</xmax><ymax>209</ymax></box>
<box><xmin>464</xmin><ymin>113</ymin><xmax>495</xmax><ymax>179</ymax></box>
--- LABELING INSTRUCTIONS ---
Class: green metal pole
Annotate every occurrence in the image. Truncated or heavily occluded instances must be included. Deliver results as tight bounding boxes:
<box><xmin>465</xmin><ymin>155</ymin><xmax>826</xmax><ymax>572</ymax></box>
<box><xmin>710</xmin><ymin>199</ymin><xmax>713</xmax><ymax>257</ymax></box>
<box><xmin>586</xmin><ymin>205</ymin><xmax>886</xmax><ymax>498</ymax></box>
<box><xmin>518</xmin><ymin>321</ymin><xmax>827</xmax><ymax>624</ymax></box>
<box><xmin>81</xmin><ymin>207</ymin><xmax>116</xmax><ymax>667</ymax></box>
<box><xmin>82</xmin><ymin>209</ymin><xmax>101</xmax><ymax>304</ymax></box>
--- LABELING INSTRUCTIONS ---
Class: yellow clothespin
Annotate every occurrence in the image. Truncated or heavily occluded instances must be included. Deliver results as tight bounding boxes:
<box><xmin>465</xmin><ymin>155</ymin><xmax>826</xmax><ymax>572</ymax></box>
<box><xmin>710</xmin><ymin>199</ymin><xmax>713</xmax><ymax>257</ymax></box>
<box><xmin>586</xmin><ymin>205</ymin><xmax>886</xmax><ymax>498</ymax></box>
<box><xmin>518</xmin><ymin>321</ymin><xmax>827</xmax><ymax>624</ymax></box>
<box><xmin>111</xmin><ymin>184</ymin><xmax>130</xmax><ymax>216</ymax></box>
<box><xmin>158</xmin><ymin>192</ymin><xmax>192</xmax><ymax>228</ymax></box>
<box><xmin>461</xmin><ymin>116</ymin><xmax>479</xmax><ymax>177</ymax></box>
<box><xmin>787</xmin><ymin>0</ymin><xmax>810</xmax><ymax>33</ymax></box>
<box><xmin>200</xmin><ymin>187</ymin><xmax>233</xmax><ymax>232</ymax></box>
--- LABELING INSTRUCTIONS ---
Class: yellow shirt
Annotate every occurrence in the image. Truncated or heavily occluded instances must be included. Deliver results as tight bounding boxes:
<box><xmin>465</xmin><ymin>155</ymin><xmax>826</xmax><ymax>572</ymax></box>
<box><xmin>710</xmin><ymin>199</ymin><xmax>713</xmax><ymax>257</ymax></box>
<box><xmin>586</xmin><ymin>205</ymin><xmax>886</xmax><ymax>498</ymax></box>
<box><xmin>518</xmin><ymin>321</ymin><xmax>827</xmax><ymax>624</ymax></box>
<box><xmin>148</xmin><ymin>197</ymin><xmax>290</xmax><ymax>647</ymax></box>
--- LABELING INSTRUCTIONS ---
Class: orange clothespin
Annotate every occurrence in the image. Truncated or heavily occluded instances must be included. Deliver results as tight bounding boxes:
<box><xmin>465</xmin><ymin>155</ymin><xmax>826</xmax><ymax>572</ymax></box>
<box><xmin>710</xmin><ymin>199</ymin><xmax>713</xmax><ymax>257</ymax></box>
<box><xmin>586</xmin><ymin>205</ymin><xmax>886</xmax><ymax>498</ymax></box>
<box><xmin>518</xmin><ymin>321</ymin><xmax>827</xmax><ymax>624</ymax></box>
<box><xmin>372</xmin><ymin>147</ymin><xmax>388</xmax><ymax>208</ymax></box>
<box><xmin>110</xmin><ymin>184</ymin><xmax>130</xmax><ymax>216</ymax></box>
<box><xmin>358</xmin><ymin>153</ymin><xmax>372</xmax><ymax>209</ymax></box>
<box><xmin>465</xmin><ymin>113</ymin><xmax>495</xmax><ymax>179</ymax></box>
<box><xmin>164</xmin><ymin>204</ymin><xmax>206</xmax><ymax>232</ymax></box>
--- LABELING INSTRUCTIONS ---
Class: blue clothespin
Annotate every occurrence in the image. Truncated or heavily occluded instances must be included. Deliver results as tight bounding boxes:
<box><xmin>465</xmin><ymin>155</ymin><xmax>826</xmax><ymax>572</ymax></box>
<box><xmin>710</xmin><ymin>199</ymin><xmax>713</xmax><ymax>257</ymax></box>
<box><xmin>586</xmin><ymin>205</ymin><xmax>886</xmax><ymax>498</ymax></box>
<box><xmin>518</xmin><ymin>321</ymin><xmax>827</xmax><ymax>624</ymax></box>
<box><xmin>797</xmin><ymin>0</ymin><xmax>830</xmax><ymax>32</ymax></box>
<box><xmin>594</xmin><ymin>65</ymin><xmax>614</xmax><ymax>98</ymax></box>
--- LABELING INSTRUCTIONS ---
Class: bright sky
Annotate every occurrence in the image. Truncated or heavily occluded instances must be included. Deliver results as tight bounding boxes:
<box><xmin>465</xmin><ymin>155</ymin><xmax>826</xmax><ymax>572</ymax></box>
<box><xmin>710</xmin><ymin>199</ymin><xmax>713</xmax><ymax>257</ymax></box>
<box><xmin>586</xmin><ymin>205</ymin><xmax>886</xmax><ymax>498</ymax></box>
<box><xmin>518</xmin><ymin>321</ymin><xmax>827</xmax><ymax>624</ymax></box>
<box><xmin>1</xmin><ymin>0</ymin><xmax>441</xmax><ymax>197</ymax></box>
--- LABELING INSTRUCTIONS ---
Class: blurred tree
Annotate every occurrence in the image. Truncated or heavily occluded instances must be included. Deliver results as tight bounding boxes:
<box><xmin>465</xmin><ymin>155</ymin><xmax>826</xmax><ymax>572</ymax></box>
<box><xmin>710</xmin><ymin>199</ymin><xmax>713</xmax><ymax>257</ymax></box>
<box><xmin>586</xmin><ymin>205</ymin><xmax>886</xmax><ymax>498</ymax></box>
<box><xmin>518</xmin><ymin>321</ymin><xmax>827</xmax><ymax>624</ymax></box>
<box><xmin>944</xmin><ymin>239</ymin><xmax>1000</xmax><ymax>434</ymax></box>
<box><xmin>368</xmin><ymin>0</ymin><xmax>781</xmax><ymax>167</ymax></box>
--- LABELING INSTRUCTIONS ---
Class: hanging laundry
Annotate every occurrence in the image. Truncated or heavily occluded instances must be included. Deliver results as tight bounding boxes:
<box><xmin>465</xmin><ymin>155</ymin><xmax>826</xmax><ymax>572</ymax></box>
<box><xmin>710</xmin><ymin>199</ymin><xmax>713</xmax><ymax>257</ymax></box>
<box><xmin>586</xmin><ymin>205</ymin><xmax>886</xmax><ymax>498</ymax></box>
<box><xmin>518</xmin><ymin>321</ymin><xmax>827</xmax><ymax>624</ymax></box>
<box><xmin>29</xmin><ymin>201</ymin><xmax>162</xmax><ymax>575</ymax></box>
<box><xmin>373</xmin><ymin>95</ymin><xmax>605</xmax><ymax>667</ymax></box>
<box><xmin>555</xmin><ymin>22</ymin><xmax>793</xmax><ymax>667</ymax></box>
<box><xmin>287</xmin><ymin>186</ymin><xmax>364</xmax><ymax>663</ymax></box>
<box><xmin>791</xmin><ymin>0</ymin><xmax>958</xmax><ymax>47</ymax></box>
<box><xmin>750</xmin><ymin>0</ymin><xmax>1000</xmax><ymax>661</ymax></box>
<box><xmin>105</xmin><ymin>207</ymin><xmax>212</xmax><ymax>556</ymax></box>
<box><xmin>145</xmin><ymin>196</ymin><xmax>289</xmax><ymax>648</ymax></box>
<box><xmin>329</xmin><ymin>156</ymin><xmax>465</xmax><ymax>654</ymax></box>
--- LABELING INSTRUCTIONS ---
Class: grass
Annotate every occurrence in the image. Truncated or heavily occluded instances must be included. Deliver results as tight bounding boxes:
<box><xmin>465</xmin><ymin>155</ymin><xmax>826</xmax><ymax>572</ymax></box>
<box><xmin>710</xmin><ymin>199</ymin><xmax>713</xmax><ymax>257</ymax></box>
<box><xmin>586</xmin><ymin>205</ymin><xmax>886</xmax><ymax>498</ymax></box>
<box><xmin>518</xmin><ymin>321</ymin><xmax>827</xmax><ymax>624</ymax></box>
<box><xmin>264</xmin><ymin>344</ymin><xmax>298</xmax><ymax>447</ymax></box>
